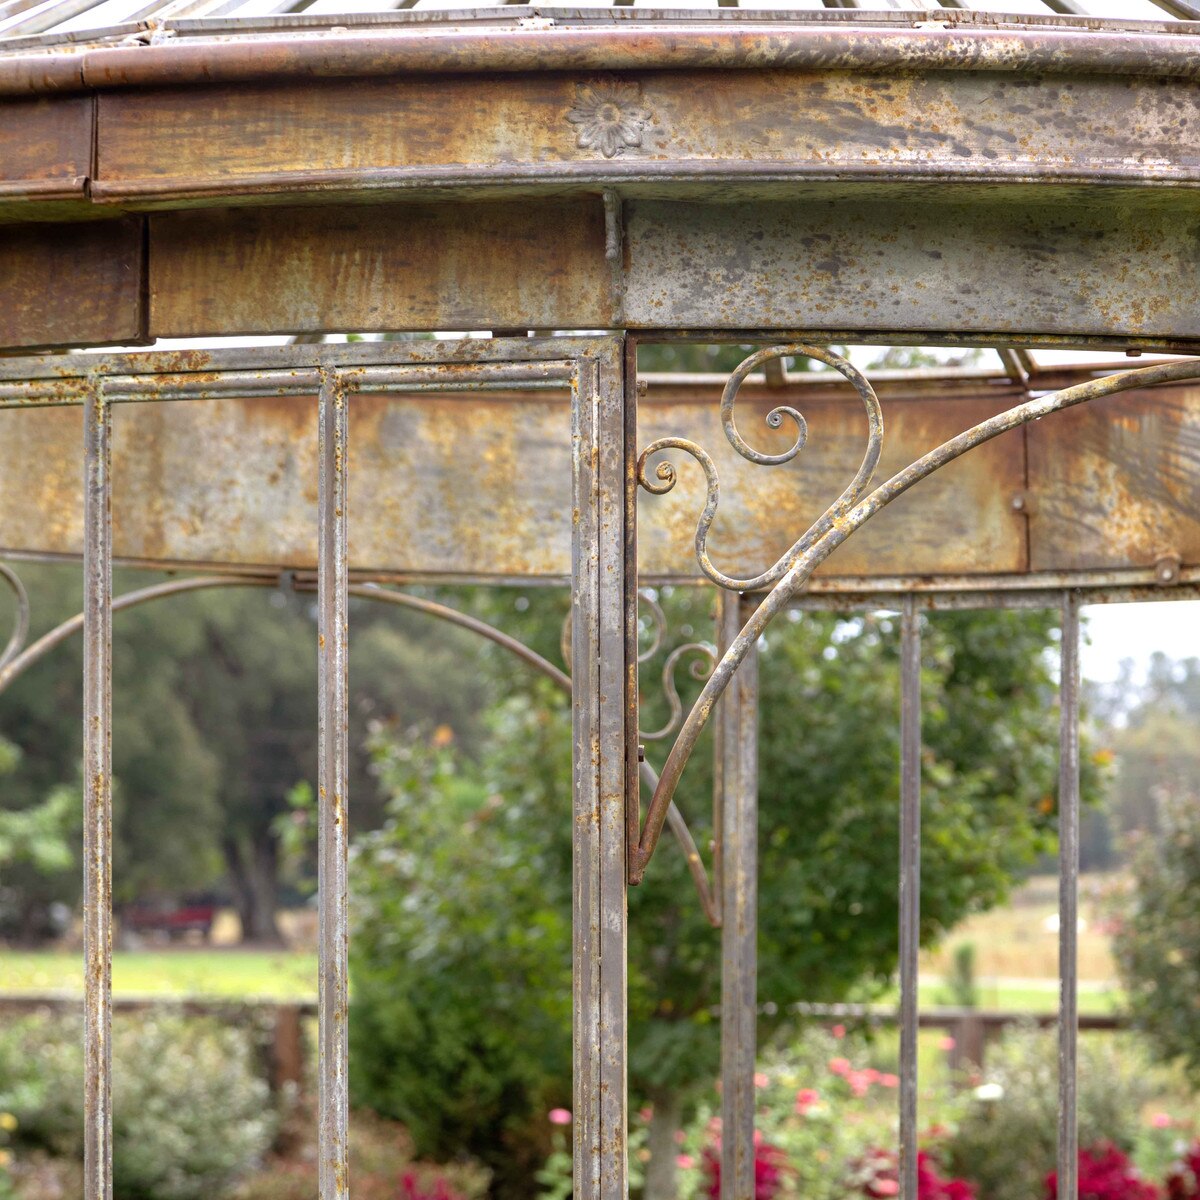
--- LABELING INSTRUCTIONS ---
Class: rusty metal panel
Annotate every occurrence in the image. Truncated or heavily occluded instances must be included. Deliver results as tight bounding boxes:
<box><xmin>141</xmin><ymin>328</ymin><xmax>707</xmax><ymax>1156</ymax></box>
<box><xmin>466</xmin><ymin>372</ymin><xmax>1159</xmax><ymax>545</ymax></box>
<box><xmin>624</xmin><ymin>198</ymin><xmax>1200</xmax><ymax>342</ymax></box>
<box><xmin>1026</xmin><ymin>384</ymin><xmax>1200</xmax><ymax>573</ymax></box>
<box><xmin>0</xmin><ymin>383</ymin><xmax>1029</xmax><ymax>581</ymax></box>
<box><xmin>148</xmin><ymin>201</ymin><xmax>614</xmax><ymax>336</ymax></box>
<box><xmin>88</xmin><ymin>69</ymin><xmax>1200</xmax><ymax>204</ymax></box>
<box><xmin>0</xmin><ymin>219</ymin><xmax>145</xmax><ymax>349</ymax></box>
<box><xmin>638</xmin><ymin>389</ymin><xmax>1027</xmax><ymax>582</ymax></box>
<box><xmin>0</xmin><ymin>95</ymin><xmax>91</xmax><ymax>215</ymax></box>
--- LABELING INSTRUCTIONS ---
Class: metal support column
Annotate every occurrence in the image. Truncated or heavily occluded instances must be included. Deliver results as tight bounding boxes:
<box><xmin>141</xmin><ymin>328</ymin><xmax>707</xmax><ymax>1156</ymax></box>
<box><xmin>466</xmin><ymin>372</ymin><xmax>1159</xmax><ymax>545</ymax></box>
<box><xmin>719</xmin><ymin>591</ymin><xmax>759</xmax><ymax>1200</ymax></box>
<box><xmin>83</xmin><ymin>385</ymin><xmax>112</xmax><ymax>1200</ymax></box>
<box><xmin>572</xmin><ymin>341</ymin><xmax>629</xmax><ymax>1200</ymax></box>
<box><xmin>899</xmin><ymin>598</ymin><xmax>921</xmax><ymax>1200</ymax></box>
<box><xmin>318</xmin><ymin>371</ymin><xmax>350</xmax><ymax>1200</ymax></box>
<box><xmin>1058</xmin><ymin>591</ymin><xmax>1082</xmax><ymax>1200</ymax></box>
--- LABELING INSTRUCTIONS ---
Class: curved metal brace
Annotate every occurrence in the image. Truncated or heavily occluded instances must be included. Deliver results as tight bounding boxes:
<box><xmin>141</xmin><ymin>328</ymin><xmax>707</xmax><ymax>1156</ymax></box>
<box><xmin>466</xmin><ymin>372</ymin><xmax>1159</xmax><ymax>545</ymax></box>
<box><xmin>0</xmin><ymin>562</ymin><xmax>30</xmax><ymax>673</ymax></box>
<box><xmin>628</xmin><ymin>355</ymin><xmax>1200</xmax><ymax>885</ymax></box>
<box><xmin>0</xmin><ymin>569</ymin><xmax>720</xmax><ymax>924</ymax></box>
<box><xmin>637</xmin><ymin>345</ymin><xmax>884</xmax><ymax>593</ymax></box>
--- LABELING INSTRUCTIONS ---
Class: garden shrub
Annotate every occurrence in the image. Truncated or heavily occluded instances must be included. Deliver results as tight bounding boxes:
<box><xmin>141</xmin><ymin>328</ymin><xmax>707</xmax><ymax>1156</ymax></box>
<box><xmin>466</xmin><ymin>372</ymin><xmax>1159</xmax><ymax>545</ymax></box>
<box><xmin>0</xmin><ymin>1010</ymin><xmax>275</xmax><ymax>1199</ymax></box>
<box><xmin>1046</xmin><ymin>1143</ymin><xmax>1158</xmax><ymax>1200</ymax></box>
<box><xmin>1113</xmin><ymin>791</ymin><xmax>1200</xmax><ymax>1080</ymax></box>
<box><xmin>942</xmin><ymin>1026</ymin><xmax>1158</xmax><ymax>1200</ymax></box>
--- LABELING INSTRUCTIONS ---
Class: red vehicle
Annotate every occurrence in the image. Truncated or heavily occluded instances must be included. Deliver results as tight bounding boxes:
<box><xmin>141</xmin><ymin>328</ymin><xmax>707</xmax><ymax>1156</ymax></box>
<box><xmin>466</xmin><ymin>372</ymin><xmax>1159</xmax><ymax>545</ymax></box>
<box><xmin>122</xmin><ymin>897</ymin><xmax>218</xmax><ymax>943</ymax></box>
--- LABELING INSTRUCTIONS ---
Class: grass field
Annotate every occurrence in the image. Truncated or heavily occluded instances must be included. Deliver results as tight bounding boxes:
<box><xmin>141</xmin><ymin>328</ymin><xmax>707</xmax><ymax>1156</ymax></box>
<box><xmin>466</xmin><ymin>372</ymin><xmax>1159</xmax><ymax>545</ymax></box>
<box><xmin>0</xmin><ymin>948</ymin><xmax>318</xmax><ymax>999</ymax></box>
<box><xmin>0</xmin><ymin>875</ymin><xmax>1125</xmax><ymax>1010</ymax></box>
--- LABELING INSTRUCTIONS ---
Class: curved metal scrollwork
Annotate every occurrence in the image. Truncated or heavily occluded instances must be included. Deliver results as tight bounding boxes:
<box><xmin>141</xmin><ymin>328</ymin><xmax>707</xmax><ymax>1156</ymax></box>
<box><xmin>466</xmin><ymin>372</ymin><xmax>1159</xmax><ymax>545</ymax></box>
<box><xmin>629</xmin><ymin>353</ymin><xmax>1200</xmax><ymax>885</ymax></box>
<box><xmin>0</xmin><ymin>562</ymin><xmax>30</xmax><ymax>673</ymax></box>
<box><xmin>637</xmin><ymin>345</ymin><xmax>884</xmax><ymax>593</ymax></box>
<box><xmin>639</xmin><ymin>641</ymin><xmax>716</xmax><ymax>743</ymax></box>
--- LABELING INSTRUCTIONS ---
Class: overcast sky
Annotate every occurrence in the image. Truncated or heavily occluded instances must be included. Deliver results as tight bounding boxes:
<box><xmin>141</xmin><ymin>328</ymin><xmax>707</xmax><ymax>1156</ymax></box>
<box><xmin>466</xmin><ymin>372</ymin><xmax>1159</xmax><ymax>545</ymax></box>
<box><xmin>1081</xmin><ymin>600</ymin><xmax>1198</xmax><ymax>683</ymax></box>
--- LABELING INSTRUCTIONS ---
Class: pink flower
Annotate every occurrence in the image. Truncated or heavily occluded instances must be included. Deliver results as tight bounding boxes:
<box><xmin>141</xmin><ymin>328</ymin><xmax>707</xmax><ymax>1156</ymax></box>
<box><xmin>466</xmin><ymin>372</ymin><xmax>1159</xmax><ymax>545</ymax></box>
<box><xmin>829</xmin><ymin>1057</ymin><xmax>852</xmax><ymax>1076</ymax></box>
<box><xmin>795</xmin><ymin>1088</ymin><xmax>820</xmax><ymax>1114</ymax></box>
<box><xmin>677</xmin><ymin>1155</ymin><xmax>695</xmax><ymax>1170</ymax></box>
<box><xmin>938</xmin><ymin>1036</ymin><xmax>957</xmax><ymax>1051</ymax></box>
<box><xmin>848</xmin><ymin>1071</ymin><xmax>871</xmax><ymax>1098</ymax></box>
<box><xmin>1152</xmin><ymin>1113</ymin><xmax>1173</xmax><ymax>1129</ymax></box>
<box><xmin>880</xmin><ymin>1074</ymin><xmax>900</xmax><ymax>1089</ymax></box>
<box><xmin>832</xmin><ymin>1024</ymin><xmax>847</xmax><ymax>1040</ymax></box>
<box><xmin>863</xmin><ymin>1068</ymin><xmax>881</xmax><ymax>1084</ymax></box>
<box><xmin>548</xmin><ymin>1108</ymin><xmax>572</xmax><ymax>1126</ymax></box>
<box><xmin>754</xmin><ymin>1072</ymin><xmax>770</xmax><ymax>1089</ymax></box>
<box><xmin>639</xmin><ymin>1106</ymin><xmax>653</xmax><ymax>1122</ymax></box>
<box><xmin>876</xmin><ymin>1182</ymin><xmax>900</xmax><ymax>1197</ymax></box>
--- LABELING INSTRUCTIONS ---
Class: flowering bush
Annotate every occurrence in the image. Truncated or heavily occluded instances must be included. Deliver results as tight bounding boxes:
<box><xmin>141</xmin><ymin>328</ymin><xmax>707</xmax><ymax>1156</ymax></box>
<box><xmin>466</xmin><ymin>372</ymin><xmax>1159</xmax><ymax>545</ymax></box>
<box><xmin>396</xmin><ymin>1170</ymin><xmax>464</xmax><ymax>1200</ymax></box>
<box><xmin>701</xmin><ymin>1138</ymin><xmax>789</xmax><ymax>1199</ymax></box>
<box><xmin>848</xmin><ymin>1148</ymin><xmax>973</xmax><ymax>1200</ymax></box>
<box><xmin>1166</xmin><ymin>1142</ymin><xmax>1200</xmax><ymax>1200</ymax></box>
<box><xmin>1047</xmin><ymin>1143</ymin><xmax>1159</xmax><ymax>1200</ymax></box>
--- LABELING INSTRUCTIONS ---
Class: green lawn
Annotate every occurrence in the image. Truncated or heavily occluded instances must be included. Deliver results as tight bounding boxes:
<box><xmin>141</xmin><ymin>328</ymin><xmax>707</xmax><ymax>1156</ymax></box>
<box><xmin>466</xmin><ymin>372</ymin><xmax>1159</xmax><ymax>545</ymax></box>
<box><xmin>0</xmin><ymin>949</ymin><xmax>318</xmax><ymax>1000</ymax></box>
<box><xmin>0</xmin><ymin>949</ymin><xmax>1125</xmax><ymax>1013</ymax></box>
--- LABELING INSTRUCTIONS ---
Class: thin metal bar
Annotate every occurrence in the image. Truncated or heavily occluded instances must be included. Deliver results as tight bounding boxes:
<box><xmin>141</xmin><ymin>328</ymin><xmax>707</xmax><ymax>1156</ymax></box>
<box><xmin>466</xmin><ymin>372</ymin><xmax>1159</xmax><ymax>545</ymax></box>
<box><xmin>1058</xmin><ymin>591</ymin><xmax>1082</xmax><ymax>1200</ymax></box>
<box><xmin>317</xmin><ymin>371</ymin><xmax>349</xmax><ymax>1200</ymax></box>
<box><xmin>82</xmin><ymin>384</ymin><xmax>112</xmax><ymax>1200</ymax></box>
<box><xmin>899</xmin><ymin>596</ymin><xmax>921</xmax><ymax>1200</ymax></box>
<box><xmin>719</xmin><ymin>591</ymin><xmax>758</xmax><ymax>1200</ymax></box>
<box><xmin>573</xmin><ymin>356</ymin><xmax>603</xmax><ymax>1200</ymax></box>
<box><xmin>595</xmin><ymin>343</ymin><xmax>629</xmax><ymax>1200</ymax></box>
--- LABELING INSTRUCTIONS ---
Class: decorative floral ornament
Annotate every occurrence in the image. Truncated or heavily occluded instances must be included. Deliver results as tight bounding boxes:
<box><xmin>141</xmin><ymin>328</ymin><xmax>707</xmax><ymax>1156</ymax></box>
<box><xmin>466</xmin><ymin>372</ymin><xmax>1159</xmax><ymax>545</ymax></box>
<box><xmin>566</xmin><ymin>81</ymin><xmax>651</xmax><ymax>158</ymax></box>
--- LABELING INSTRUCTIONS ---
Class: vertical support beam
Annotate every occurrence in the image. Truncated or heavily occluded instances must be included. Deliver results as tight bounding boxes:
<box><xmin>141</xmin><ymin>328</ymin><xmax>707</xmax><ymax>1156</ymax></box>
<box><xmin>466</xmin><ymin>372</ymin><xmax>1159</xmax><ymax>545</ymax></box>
<box><xmin>719</xmin><ymin>592</ymin><xmax>758</xmax><ymax>1200</ymax></box>
<box><xmin>83</xmin><ymin>383</ymin><xmax>112</xmax><ymax>1200</ymax></box>
<box><xmin>318</xmin><ymin>370</ymin><xmax>350</xmax><ymax>1200</ymax></box>
<box><xmin>899</xmin><ymin>597</ymin><xmax>921</xmax><ymax>1200</ymax></box>
<box><xmin>573</xmin><ymin>341</ymin><xmax>629</xmax><ymax>1200</ymax></box>
<box><xmin>1058</xmin><ymin>591</ymin><xmax>1081</xmax><ymax>1200</ymax></box>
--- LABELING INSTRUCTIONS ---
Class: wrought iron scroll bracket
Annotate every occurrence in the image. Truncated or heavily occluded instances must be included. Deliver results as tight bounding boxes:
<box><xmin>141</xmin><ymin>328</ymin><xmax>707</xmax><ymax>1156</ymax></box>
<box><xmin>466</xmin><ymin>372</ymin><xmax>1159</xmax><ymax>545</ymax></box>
<box><xmin>0</xmin><ymin>562</ymin><xmax>30</xmax><ymax>672</ymax></box>
<box><xmin>628</xmin><ymin>350</ymin><xmax>1200</xmax><ymax>886</ymax></box>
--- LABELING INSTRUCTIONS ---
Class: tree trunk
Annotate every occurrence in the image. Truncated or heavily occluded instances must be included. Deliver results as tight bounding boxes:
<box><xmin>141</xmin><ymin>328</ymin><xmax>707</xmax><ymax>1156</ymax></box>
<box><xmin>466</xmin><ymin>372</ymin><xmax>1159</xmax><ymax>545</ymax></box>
<box><xmin>644</xmin><ymin>1088</ymin><xmax>684</xmax><ymax>1200</ymax></box>
<box><xmin>224</xmin><ymin>833</ymin><xmax>286</xmax><ymax>946</ymax></box>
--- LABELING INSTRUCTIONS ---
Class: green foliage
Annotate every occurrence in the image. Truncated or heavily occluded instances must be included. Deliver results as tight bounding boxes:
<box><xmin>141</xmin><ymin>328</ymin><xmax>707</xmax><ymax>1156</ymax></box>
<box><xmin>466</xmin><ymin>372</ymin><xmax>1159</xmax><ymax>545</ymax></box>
<box><xmin>1113</xmin><ymin>786</ymin><xmax>1200</xmax><ymax>1079</ymax></box>
<box><xmin>349</xmin><ymin>698</ymin><xmax>574</xmax><ymax>1198</ymax></box>
<box><xmin>938</xmin><ymin>943</ymin><xmax>979</xmax><ymax>1010</ymax></box>
<box><xmin>0</xmin><ymin>1011</ymin><xmax>275</xmax><ymax>1200</ymax></box>
<box><xmin>942</xmin><ymin>1026</ymin><xmax>1159</xmax><ymax>1200</ymax></box>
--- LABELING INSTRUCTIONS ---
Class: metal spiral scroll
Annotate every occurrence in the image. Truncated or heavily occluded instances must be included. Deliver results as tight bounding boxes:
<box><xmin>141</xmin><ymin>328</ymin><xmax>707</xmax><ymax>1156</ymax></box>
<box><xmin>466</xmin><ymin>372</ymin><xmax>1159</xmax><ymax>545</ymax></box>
<box><xmin>636</xmin><ymin>345</ymin><xmax>884</xmax><ymax>593</ymax></box>
<box><xmin>639</xmin><ymin>640</ymin><xmax>717</xmax><ymax>743</ymax></box>
<box><xmin>629</xmin><ymin>352</ymin><xmax>1200</xmax><ymax>885</ymax></box>
<box><xmin>0</xmin><ymin>562</ymin><xmax>30</xmax><ymax>673</ymax></box>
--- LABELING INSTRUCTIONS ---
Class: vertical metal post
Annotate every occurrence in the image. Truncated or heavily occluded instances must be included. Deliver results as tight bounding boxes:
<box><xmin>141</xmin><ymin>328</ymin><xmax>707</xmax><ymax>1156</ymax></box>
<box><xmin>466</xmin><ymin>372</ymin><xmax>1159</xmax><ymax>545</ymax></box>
<box><xmin>83</xmin><ymin>384</ymin><xmax>112</xmax><ymax>1200</ymax></box>
<box><xmin>318</xmin><ymin>371</ymin><xmax>350</xmax><ymax>1200</ymax></box>
<box><xmin>899</xmin><ymin>597</ymin><xmax>921</xmax><ymax>1200</ymax></box>
<box><xmin>572</xmin><ymin>342</ymin><xmax>628</xmax><ymax>1200</ymax></box>
<box><xmin>719</xmin><ymin>592</ymin><xmax>758</xmax><ymax>1200</ymax></box>
<box><xmin>1058</xmin><ymin>591</ymin><xmax>1081</xmax><ymax>1200</ymax></box>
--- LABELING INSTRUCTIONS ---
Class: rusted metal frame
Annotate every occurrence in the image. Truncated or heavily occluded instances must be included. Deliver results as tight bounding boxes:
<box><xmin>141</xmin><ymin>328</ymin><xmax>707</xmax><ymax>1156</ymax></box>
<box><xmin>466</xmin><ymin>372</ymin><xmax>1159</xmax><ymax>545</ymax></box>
<box><xmin>785</xmin><ymin>582</ymin><xmax>1200</xmax><ymax>613</ymax></box>
<box><xmin>82</xmin><ymin>380</ymin><xmax>111</xmax><ymax>1200</ymax></box>
<box><xmin>629</xmin><ymin>354</ymin><xmax>1200</xmax><ymax>883</ymax></box>
<box><xmin>317</xmin><ymin>369</ymin><xmax>349</xmax><ymax>1200</ymax></box>
<box><xmin>0</xmin><ymin>366</ymin><xmax>577</xmax><ymax>409</ymax></box>
<box><xmin>571</xmin><ymin>340</ymin><xmax>630</xmax><ymax>1200</ymax></box>
<box><xmin>792</xmin><ymin>570</ymin><xmax>1200</xmax><ymax>600</ymax></box>
<box><xmin>1058</xmin><ymin>591</ymin><xmax>1082</xmax><ymax>1200</ymax></box>
<box><xmin>717</xmin><ymin>590</ymin><xmax>758</xmax><ymax>1200</ymax></box>
<box><xmin>898</xmin><ymin>596</ymin><xmax>920</xmax><ymax>1200</ymax></box>
<box><xmin>11</xmin><ymin>23</ymin><xmax>1200</xmax><ymax>96</ymax></box>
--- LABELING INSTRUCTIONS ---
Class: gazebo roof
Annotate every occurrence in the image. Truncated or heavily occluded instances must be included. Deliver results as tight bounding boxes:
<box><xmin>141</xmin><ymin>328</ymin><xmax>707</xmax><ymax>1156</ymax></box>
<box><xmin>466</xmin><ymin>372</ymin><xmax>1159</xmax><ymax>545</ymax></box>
<box><xmin>2</xmin><ymin>0</ymin><xmax>1198</xmax><ymax>53</ymax></box>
